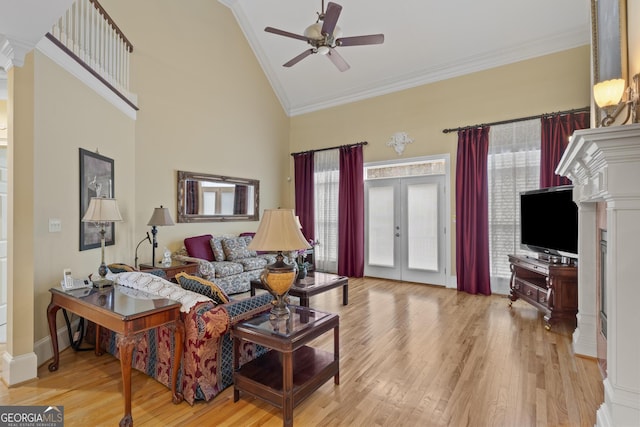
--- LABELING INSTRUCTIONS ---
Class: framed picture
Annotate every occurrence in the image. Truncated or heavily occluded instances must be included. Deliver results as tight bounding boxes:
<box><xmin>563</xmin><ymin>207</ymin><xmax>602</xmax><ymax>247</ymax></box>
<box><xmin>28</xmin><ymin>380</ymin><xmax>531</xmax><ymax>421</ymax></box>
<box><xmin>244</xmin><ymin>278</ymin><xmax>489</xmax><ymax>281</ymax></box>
<box><xmin>591</xmin><ymin>0</ymin><xmax>628</xmax><ymax>118</ymax></box>
<box><xmin>79</xmin><ymin>148</ymin><xmax>115</xmax><ymax>251</ymax></box>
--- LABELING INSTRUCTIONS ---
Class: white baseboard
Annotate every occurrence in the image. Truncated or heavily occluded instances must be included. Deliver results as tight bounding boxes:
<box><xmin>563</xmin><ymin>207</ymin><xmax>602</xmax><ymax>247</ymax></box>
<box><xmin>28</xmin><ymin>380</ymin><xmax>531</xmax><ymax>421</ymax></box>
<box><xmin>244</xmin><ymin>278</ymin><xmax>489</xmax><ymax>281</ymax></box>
<box><xmin>2</xmin><ymin>350</ymin><xmax>37</xmax><ymax>386</ymax></box>
<box><xmin>34</xmin><ymin>319</ymin><xmax>78</xmax><ymax>369</ymax></box>
<box><xmin>1</xmin><ymin>320</ymin><xmax>76</xmax><ymax>386</ymax></box>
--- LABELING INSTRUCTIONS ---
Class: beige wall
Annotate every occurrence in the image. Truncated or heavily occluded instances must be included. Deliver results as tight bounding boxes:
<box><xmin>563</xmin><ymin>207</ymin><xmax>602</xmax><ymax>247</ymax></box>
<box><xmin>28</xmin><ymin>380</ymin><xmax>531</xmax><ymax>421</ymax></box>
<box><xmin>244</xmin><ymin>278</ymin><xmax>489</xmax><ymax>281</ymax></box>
<box><xmin>101</xmin><ymin>0</ymin><xmax>290</xmax><ymax>258</ymax></box>
<box><xmin>28</xmin><ymin>52</ymin><xmax>137</xmax><ymax>342</ymax></box>
<box><xmin>290</xmin><ymin>46</ymin><xmax>592</xmax><ymax>274</ymax></box>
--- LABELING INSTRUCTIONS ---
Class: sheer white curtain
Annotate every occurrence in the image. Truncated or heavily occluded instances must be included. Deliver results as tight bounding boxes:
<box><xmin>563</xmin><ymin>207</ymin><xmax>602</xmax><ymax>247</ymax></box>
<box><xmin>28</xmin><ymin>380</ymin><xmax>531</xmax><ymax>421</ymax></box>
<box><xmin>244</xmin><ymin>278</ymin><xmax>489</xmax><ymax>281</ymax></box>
<box><xmin>488</xmin><ymin>119</ymin><xmax>541</xmax><ymax>294</ymax></box>
<box><xmin>314</xmin><ymin>149</ymin><xmax>340</xmax><ymax>273</ymax></box>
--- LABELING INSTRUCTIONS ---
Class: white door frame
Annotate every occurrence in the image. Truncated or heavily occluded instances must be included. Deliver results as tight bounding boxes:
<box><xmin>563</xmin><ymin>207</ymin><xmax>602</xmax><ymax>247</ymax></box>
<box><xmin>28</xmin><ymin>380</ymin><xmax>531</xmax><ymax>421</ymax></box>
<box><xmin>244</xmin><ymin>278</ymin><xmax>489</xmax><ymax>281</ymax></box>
<box><xmin>363</xmin><ymin>154</ymin><xmax>451</xmax><ymax>287</ymax></box>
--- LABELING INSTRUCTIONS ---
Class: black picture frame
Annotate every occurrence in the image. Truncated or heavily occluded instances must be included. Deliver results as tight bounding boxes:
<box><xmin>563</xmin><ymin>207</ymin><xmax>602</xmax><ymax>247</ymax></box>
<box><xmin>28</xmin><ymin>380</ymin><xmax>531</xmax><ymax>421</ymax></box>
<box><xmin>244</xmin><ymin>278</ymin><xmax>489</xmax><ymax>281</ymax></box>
<box><xmin>79</xmin><ymin>148</ymin><xmax>115</xmax><ymax>251</ymax></box>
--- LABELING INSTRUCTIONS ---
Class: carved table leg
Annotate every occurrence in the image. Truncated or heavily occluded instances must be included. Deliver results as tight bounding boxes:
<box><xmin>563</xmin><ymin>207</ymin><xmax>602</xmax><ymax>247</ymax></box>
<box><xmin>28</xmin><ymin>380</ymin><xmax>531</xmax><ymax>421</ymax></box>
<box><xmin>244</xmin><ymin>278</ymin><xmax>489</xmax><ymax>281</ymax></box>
<box><xmin>47</xmin><ymin>301</ymin><xmax>61</xmax><ymax>372</ymax></box>
<box><xmin>117</xmin><ymin>334</ymin><xmax>135</xmax><ymax>427</ymax></box>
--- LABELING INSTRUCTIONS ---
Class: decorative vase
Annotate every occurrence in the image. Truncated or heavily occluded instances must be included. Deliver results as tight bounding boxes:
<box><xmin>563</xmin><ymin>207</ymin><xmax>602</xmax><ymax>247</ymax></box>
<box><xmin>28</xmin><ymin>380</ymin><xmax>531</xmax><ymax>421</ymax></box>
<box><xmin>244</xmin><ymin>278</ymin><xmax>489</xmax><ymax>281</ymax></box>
<box><xmin>297</xmin><ymin>264</ymin><xmax>307</xmax><ymax>280</ymax></box>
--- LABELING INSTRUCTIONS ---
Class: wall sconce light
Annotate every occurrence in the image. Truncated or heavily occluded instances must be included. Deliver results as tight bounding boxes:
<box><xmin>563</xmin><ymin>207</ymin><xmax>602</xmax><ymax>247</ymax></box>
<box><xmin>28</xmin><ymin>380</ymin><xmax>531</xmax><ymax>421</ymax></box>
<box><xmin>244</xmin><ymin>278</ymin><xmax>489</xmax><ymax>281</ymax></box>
<box><xmin>386</xmin><ymin>131</ymin><xmax>413</xmax><ymax>155</ymax></box>
<box><xmin>593</xmin><ymin>74</ymin><xmax>639</xmax><ymax>127</ymax></box>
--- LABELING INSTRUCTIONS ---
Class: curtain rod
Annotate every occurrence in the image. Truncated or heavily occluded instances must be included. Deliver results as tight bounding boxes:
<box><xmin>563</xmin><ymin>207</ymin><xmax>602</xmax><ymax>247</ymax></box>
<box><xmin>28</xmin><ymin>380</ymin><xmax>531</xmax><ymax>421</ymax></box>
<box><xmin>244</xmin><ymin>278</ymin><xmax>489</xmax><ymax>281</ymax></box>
<box><xmin>290</xmin><ymin>141</ymin><xmax>368</xmax><ymax>156</ymax></box>
<box><xmin>441</xmin><ymin>106</ymin><xmax>590</xmax><ymax>134</ymax></box>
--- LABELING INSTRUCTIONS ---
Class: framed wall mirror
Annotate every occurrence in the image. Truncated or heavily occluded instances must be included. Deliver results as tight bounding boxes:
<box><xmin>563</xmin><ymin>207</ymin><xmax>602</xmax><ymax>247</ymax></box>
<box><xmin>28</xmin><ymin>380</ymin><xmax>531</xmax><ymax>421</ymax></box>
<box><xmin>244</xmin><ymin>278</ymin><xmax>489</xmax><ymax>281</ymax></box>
<box><xmin>177</xmin><ymin>170</ymin><xmax>259</xmax><ymax>222</ymax></box>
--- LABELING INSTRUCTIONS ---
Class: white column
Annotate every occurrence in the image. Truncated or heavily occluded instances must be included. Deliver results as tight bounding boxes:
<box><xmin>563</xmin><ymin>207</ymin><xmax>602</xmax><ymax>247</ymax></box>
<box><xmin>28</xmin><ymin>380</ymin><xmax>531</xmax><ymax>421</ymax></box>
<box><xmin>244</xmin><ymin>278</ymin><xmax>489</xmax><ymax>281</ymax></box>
<box><xmin>573</xmin><ymin>201</ymin><xmax>598</xmax><ymax>357</ymax></box>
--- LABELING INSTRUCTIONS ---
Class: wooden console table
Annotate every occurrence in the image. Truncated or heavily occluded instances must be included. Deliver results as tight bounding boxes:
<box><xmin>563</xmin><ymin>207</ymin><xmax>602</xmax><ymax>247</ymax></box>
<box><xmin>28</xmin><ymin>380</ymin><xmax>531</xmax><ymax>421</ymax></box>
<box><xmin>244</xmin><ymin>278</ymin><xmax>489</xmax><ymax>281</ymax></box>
<box><xmin>508</xmin><ymin>254</ymin><xmax>578</xmax><ymax>330</ymax></box>
<box><xmin>139</xmin><ymin>261</ymin><xmax>198</xmax><ymax>282</ymax></box>
<box><xmin>47</xmin><ymin>286</ymin><xmax>185</xmax><ymax>427</ymax></box>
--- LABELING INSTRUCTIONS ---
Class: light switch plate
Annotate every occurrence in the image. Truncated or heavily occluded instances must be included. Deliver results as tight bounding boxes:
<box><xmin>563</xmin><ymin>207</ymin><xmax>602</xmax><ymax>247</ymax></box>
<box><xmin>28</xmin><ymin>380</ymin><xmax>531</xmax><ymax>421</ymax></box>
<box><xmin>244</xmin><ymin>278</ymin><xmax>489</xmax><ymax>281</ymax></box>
<box><xmin>49</xmin><ymin>218</ymin><xmax>62</xmax><ymax>232</ymax></box>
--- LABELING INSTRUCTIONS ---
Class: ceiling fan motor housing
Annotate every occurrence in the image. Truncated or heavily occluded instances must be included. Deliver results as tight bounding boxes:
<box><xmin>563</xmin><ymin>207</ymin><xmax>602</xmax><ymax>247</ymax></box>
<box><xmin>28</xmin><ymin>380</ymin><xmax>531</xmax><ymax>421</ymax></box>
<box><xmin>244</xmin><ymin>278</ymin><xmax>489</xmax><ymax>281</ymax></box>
<box><xmin>304</xmin><ymin>23</ymin><xmax>342</xmax><ymax>47</ymax></box>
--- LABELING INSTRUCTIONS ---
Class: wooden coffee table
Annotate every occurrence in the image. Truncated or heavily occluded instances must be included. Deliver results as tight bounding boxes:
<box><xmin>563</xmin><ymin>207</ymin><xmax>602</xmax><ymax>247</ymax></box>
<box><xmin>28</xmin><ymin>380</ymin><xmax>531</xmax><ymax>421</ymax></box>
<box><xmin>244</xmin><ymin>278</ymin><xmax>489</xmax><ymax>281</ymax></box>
<box><xmin>250</xmin><ymin>272</ymin><xmax>348</xmax><ymax>307</ymax></box>
<box><xmin>232</xmin><ymin>306</ymin><xmax>339</xmax><ymax>427</ymax></box>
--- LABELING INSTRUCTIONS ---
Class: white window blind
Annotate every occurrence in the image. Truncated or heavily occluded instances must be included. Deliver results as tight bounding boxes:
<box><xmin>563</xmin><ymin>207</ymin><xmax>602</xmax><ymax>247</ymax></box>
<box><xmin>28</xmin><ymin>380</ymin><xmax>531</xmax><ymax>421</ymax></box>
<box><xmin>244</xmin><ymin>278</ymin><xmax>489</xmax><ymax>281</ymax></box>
<box><xmin>314</xmin><ymin>149</ymin><xmax>340</xmax><ymax>273</ymax></box>
<box><xmin>488</xmin><ymin>119</ymin><xmax>541</xmax><ymax>293</ymax></box>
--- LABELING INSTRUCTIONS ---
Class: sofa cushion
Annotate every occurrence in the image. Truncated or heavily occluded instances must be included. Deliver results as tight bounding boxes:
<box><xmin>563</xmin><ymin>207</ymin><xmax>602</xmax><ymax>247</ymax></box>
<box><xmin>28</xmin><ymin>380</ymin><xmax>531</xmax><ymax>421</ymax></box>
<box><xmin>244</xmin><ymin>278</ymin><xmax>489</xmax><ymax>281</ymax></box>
<box><xmin>237</xmin><ymin>257</ymin><xmax>267</xmax><ymax>271</ymax></box>
<box><xmin>222</xmin><ymin>237</ymin><xmax>253</xmax><ymax>261</ymax></box>
<box><xmin>175</xmin><ymin>272</ymin><xmax>230</xmax><ymax>305</ymax></box>
<box><xmin>213</xmin><ymin>261</ymin><xmax>244</xmax><ymax>277</ymax></box>
<box><xmin>184</xmin><ymin>234</ymin><xmax>215</xmax><ymax>261</ymax></box>
<box><xmin>210</xmin><ymin>236</ymin><xmax>226</xmax><ymax>261</ymax></box>
<box><xmin>239</xmin><ymin>235</ymin><xmax>258</xmax><ymax>257</ymax></box>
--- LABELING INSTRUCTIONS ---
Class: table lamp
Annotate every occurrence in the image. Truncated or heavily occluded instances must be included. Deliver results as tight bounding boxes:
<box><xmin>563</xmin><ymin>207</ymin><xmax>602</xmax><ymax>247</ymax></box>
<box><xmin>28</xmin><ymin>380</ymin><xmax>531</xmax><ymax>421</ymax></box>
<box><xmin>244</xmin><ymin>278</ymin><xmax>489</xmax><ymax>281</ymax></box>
<box><xmin>82</xmin><ymin>197</ymin><xmax>123</xmax><ymax>288</ymax></box>
<box><xmin>248</xmin><ymin>209</ymin><xmax>311</xmax><ymax>319</ymax></box>
<box><xmin>147</xmin><ymin>205</ymin><xmax>175</xmax><ymax>266</ymax></box>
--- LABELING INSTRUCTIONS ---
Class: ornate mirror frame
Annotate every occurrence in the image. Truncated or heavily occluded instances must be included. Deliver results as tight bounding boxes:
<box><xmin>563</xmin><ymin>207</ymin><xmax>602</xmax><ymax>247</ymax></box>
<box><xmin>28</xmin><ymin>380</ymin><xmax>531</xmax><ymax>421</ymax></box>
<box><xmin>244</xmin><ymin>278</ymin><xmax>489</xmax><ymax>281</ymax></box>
<box><xmin>177</xmin><ymin>170</ymin><xmax>259</xmax><ymax>223</ymax></box>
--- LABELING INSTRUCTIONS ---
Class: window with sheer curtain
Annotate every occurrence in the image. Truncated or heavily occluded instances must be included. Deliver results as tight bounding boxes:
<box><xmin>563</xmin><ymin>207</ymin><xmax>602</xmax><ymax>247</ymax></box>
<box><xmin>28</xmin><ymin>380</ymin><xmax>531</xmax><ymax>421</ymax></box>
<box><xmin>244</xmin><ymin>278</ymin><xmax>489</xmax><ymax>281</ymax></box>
<box><xmin>487</xmin><ymin>119</ymin><xmax>541</xmax><ymax>293</ymax></box>
<box><xmin>314</xmin><ymin>149</ymin><xmax>340</xmax><ymax>273</ymax></box>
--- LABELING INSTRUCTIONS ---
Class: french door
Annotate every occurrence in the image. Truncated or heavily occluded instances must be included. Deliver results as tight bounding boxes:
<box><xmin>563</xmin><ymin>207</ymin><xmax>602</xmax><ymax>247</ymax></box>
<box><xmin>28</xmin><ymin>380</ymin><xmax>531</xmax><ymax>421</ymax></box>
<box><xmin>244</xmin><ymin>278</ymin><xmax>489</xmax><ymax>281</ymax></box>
<box><xmin>364</xmin><ymin>175</ymin><xmax>446</xmax><ymax>285</ymax></box>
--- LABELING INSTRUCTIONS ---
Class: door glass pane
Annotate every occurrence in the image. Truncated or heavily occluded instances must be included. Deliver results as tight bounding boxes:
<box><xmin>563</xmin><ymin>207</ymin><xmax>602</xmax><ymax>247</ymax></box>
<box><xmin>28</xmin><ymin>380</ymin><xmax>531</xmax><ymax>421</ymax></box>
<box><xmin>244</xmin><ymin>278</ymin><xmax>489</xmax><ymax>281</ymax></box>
<box><xmin>407</xmin><ymin>183</ymin><xmax>438</xmax><ymax>270</ymax></box>
<box><xmin>368</xmin><ymin>186</ymin><xmax>395</xmax><ymax>267</ymax></box>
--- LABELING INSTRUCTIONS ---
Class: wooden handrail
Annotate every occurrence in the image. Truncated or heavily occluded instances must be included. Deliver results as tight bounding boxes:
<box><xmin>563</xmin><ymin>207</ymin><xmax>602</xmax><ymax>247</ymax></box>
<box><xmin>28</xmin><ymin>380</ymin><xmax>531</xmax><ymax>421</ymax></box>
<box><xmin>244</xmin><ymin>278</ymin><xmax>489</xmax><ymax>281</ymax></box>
<box><xmin>89</xmin><ymin>0</ymin><xmax>133</xmax><ymax>52</ymax></box>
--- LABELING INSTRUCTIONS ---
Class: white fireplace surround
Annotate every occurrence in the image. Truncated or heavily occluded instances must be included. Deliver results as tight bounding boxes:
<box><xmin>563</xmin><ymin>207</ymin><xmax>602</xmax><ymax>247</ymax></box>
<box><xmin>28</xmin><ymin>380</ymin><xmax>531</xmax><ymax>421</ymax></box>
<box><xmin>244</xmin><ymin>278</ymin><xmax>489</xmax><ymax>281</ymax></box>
<box><xmin>556</xmin><ymin>123</ymin><xmax>640</xmax><ymax>427</ymax></box>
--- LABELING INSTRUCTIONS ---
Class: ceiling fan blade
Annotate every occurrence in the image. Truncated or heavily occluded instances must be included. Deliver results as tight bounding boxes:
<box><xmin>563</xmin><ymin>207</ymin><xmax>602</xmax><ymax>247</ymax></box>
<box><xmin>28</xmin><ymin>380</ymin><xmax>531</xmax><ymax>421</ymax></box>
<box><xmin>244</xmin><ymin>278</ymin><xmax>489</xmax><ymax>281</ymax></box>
<box><xmin>336</xmin><ymin>34</ymin><xmax>385</xmax><ymax>46</ymax></box>
<box><xmin>321</xmin><ymin>2</ymin><xmax>342</xmax><ymax>36</ymax></box>
<box><xmin>265</xmin><ymin>26</ymin><xmax>309</xmax><ymax>42</ymax></box>
<box><xmin>327</xmin><ymin>48</ymin><xmax>350</xmax><ymax>72</ymax></box>
<box><xmin>283</xmin><ymin>49</ymin><xmax>315</xmax><ymax>67</ymax></box>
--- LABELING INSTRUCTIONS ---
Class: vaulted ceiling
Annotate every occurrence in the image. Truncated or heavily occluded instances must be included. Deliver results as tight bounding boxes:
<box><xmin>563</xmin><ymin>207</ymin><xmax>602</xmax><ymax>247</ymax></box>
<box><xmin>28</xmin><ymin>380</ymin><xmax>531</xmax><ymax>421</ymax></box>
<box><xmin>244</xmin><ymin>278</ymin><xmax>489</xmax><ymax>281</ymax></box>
<box><xmin>220</xmin><ymin>0</ymin><xmax>591</xmax><ymax>116</ymax></box>
<box><xmin>0</xmin><ymin>1</ymin><xmax>591</xmax><ymax>115</ymax></box>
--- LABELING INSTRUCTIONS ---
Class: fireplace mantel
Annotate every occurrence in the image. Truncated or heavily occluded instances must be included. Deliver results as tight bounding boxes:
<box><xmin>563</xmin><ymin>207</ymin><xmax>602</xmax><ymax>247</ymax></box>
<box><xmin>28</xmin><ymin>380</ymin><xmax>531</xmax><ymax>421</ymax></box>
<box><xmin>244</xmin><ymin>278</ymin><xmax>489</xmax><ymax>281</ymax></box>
<box><xmin>557</xmin><ymin>123</ymin><xmax>640</xmax><ymax>427</ymax></box>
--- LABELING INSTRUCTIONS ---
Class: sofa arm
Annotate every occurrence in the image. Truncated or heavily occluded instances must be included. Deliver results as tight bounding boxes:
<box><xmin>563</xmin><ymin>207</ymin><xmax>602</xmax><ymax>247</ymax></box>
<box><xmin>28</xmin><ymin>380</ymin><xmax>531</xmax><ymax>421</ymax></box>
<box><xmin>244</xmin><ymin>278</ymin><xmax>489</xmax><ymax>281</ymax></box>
<box><xmin>223</xmin><ymin>292</ymin><xmax>273</xmax><ymax>325</ymax></box>
<box><xmin>173</xmin><ymin>251</ymin><xmax>215</xmax><ymax>280</ymax></box>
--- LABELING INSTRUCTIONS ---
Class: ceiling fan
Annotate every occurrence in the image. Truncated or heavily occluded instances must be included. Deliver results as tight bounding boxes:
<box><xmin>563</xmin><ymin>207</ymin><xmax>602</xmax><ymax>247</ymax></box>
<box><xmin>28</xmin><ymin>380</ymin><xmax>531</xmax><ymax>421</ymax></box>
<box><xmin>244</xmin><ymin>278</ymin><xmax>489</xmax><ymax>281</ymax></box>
<box><xmin>264</xmin><ymin>1</ymin><xmax>384</xmax><ymax>72</ymax></box>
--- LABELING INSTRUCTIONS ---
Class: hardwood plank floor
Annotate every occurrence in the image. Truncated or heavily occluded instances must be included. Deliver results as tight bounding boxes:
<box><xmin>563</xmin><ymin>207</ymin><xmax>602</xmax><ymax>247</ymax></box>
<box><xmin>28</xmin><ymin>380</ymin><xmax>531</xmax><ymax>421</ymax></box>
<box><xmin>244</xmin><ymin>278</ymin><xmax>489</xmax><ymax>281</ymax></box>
<box><xmin>0</xmin><ymin>277</ymin><xmax>603</xmax><ymax>426</ymax></box>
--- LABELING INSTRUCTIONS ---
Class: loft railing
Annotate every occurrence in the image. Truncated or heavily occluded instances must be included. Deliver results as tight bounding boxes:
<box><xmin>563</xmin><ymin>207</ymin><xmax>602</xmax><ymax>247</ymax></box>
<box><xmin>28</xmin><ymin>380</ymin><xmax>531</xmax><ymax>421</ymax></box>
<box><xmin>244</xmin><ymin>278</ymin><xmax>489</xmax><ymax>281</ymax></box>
<box><xmin>47</xmin><ymin>0</ymin><xmax>137</xmax><ymax>109</ymax></box>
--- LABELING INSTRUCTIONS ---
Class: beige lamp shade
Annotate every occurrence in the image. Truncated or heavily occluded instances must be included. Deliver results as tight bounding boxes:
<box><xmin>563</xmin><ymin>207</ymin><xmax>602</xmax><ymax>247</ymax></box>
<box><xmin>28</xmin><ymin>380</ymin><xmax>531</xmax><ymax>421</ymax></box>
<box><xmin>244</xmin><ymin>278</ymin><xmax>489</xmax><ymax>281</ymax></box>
<box><xmin>148</xmin><ymin>205</ymin><xmax>175</xmax><ymax>226</ymax></box>
<box><xmin>82</xmin><ymin>197</ymin><xmax>123</xmax><ymax>223</ymax></box>
<box><xmin>594</xmin><ymin>79</ymin><xmax>626</xmax><ymax>108</ymax></box>
<box><xmin>248</xmin><ymin>209</ymin><xmax>311</xmax><ymax>252</ymax></box>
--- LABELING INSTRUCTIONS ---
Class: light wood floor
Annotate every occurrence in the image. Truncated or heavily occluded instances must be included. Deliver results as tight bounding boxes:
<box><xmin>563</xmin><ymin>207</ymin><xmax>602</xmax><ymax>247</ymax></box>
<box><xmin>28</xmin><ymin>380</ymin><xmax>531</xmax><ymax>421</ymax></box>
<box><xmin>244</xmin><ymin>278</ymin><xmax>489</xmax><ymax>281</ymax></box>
<box><xmin>0</xmin><ymin>277</ymin><xmax>603</xmax><ymax>426</ymax></box>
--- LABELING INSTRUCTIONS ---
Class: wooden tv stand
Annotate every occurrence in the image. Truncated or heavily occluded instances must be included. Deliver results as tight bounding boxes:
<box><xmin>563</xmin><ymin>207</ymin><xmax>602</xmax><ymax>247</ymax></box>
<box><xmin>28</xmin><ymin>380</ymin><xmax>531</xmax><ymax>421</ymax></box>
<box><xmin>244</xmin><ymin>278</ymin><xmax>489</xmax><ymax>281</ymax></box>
<box><xmin>508</xmin><ymin>254</ymin><xmax>578</xmax><ymax>330</ymax></box>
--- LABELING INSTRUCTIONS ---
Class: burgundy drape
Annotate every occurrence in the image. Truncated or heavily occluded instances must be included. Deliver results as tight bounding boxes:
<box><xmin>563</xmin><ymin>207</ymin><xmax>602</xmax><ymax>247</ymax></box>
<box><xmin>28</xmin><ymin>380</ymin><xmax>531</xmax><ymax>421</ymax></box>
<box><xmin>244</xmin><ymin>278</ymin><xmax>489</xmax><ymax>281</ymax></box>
<box><xmin>293</xmin><ymin>152</ymin><xmax>315</xmax><ymax>242</ymax></box>
<box><xmin>186</xmin><ymin>181</ymin><xmax>199</xmax><ymax>214</ymax></box>
<box><xmin>233</xmin><ymin>185</ymin><xmax>247</xmax><ymax>214</ymax></box>
<box><xmin>456</xmin><ymin>127</ymin><xmax>491</xmax><ymax>295</ymax></box>
<box><xmin>540</xmin><ymin>112</ymin><xmax>589</xmax><ymax>188</ymax></box>
<box><xmin>338</xmin><ymin>145</ymin><xmax>364</xmax><ymax>277</ymax></box>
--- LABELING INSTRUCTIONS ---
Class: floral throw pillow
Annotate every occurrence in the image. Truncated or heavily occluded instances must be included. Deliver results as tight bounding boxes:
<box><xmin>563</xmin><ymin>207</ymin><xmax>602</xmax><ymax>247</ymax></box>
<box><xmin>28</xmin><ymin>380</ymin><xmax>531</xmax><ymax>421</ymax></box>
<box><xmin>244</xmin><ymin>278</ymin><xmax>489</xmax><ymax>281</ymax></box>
<box><xmin>222</xmin><ymin>238</ymin><xmax>253</xmax><ymax>261</ymax></box>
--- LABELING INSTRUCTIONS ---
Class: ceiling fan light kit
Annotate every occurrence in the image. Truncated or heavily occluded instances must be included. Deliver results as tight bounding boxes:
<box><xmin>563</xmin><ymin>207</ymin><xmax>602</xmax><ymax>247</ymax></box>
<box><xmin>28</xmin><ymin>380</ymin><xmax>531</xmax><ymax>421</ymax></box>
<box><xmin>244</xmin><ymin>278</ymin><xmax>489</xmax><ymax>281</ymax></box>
<box><xmin>264</xmin><ymin>1</ymin><xmax>384</xmax><ymax>71</ymax></box>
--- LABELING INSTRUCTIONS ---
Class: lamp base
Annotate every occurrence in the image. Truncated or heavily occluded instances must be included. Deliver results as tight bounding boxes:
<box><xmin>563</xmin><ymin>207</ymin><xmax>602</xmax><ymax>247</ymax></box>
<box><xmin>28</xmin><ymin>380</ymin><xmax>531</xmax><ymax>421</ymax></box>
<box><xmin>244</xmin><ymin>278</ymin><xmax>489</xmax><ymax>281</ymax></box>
<box><xmin>93</xmin><ymin>278</ymin><xmax>114</xmax><ymax>290</ymax></box>
<box><xmin>260</xmin><ymin>252</ymin><xmax>297</xmax><ymax>321</ymax></box>
<box><xmin>269</xmin><ymin>293</ymin><xmax>291</xmax><ymax>320</ymax></box>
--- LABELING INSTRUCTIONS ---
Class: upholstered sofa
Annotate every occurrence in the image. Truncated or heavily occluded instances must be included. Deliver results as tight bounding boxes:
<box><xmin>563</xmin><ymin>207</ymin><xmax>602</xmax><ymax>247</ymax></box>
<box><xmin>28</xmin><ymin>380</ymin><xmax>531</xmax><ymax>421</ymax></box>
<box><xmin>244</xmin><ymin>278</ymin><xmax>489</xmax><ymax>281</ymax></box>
<box><xmin>99</xmin><ymin>270</ymin><xmax>271</xmax><ymax>404</ymax></box>
<box><xmin>173</xmin><ymin>234</ymin><xmax>280</xmax><ymax>294</ymax></box>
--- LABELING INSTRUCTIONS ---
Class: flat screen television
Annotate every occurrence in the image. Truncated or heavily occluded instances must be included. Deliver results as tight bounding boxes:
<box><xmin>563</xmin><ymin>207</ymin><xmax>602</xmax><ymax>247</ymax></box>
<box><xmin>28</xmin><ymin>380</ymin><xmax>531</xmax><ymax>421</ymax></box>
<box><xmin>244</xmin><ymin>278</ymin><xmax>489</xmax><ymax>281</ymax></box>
<box><xmin>520</xmin><ymin>185</ymin><xmax>578</xmax><ymax>259</ymax></box>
